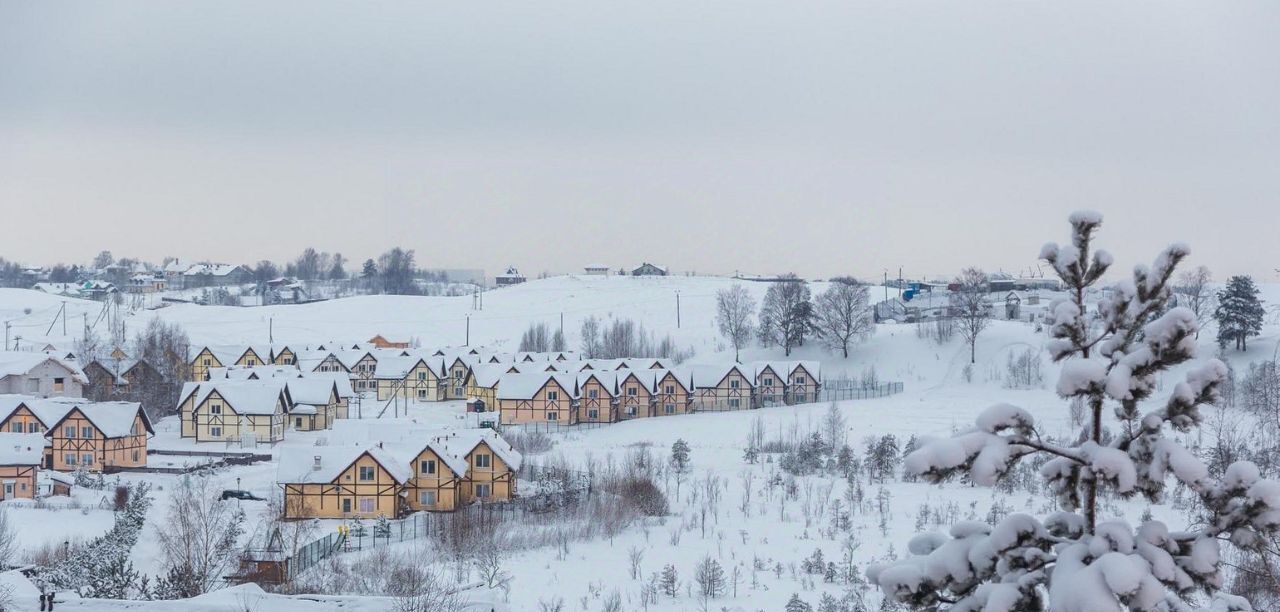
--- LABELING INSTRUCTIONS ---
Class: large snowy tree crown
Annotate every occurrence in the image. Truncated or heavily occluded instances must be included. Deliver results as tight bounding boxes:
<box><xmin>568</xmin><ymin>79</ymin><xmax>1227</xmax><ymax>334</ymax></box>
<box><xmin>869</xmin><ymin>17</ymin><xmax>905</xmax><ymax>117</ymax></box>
<box><xmin>869</xmin><ymin>212</ymin><xmax>1280</xmax><ymax>612</ymax></box>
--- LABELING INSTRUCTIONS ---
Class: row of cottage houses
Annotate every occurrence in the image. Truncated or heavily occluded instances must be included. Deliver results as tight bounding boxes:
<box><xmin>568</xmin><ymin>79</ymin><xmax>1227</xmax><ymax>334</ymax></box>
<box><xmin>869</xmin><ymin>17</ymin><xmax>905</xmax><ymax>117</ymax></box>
<box><xmin>0</xmin><ymin>395</ymin><xmax>153</xmax><ymax>480</ymax></box>
<box><xmin>277</xmin><ymin>428</ymin><xmax>521</xmax><ymax>519</ymax></box>
<box><xmin>481</xmin><ymin>360</ymin><xmax>820</xmax><ymax>425</ymax></box>
<box><xmin>177</xmin><ymin>369</ymin><xmax>355</xmax><ymax>443</ymax></box>
<box><xmin>185</xmin><ymin>341</ymin><xmax>824</xmax><ymax>426</ymax></box>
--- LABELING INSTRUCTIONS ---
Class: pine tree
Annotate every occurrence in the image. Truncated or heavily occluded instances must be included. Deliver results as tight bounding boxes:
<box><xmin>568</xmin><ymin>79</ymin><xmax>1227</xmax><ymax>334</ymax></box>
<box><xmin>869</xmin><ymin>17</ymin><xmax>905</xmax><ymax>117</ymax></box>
<box><xmin>1214</xmin><ymin>275</ymin><xmax>1264</xmax><ymax>351</ymax></box>
<box><xmin>869</xmin><ymin>212</ymin><xmax>1280</xmax><ymax>610</ymax></box>
<box><xmin>670</xmin><ymin>439</ymin><xmax>691</xmax><ymax>472</ymax></box>
<box><xmin>660</xmin><ymin>564</ymin><xmax>679</xmax><ymax>597</ymax></box>
<box><xmin>786</xmin><ymin>593</ymin><xmax>814</xmax><ymax>612</ymax></box>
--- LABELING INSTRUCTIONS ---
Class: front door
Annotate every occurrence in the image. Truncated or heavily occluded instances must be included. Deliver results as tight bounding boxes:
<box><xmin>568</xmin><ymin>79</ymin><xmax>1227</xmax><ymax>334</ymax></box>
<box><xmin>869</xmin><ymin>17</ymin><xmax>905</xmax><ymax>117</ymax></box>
<box><xmin>3</xmin><ymin>482</ymin><xmax>14</xmax><ymax>499</ymax></box>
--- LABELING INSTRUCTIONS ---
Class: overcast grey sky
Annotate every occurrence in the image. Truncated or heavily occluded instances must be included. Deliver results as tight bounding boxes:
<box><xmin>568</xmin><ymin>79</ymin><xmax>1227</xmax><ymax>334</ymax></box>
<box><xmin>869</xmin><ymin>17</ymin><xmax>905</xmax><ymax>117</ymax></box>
<box><xmin>2</xmin><ymin>1</ymin><xmax>1277</xmax><ymax>281</ymax></box>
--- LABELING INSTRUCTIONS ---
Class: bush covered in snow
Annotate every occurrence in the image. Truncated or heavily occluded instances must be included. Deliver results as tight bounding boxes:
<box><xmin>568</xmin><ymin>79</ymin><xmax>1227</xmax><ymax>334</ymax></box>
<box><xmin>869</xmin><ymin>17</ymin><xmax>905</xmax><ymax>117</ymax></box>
<box><xmin>33</xmin><ymin>482</ymin><xmax>152</xmax><ymax>597</ymax></box>
<box><xmin>868</xmin><ymin>212</ymin><xmax>1280</xmax><ymax>611</ymax></box>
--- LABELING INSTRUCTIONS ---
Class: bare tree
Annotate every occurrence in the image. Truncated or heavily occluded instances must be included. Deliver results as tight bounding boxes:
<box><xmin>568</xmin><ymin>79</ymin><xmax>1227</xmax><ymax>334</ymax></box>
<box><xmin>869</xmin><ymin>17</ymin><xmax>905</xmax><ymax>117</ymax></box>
<box><xmin>580</xmin><ymin>316</ymin><xmax>601</xmax><ymax>358</ymax></box>
<box><xmin>0</xmin><ymin>509</ymin><xmax>17</xmax><ymax>569</ymax></box>
<box><xmin>716</xmin><ymin>285</ymin><xmax>756</xmax><ymax>362</ymax></box>
<box><xmin>1175</xmin><ymin>265</ymin><xmax>1215</xmax><ymax>338</ymax></box>
<box><xmin>757</xmin><ymin>275</ymin><xmax>813</xmax><ymax>356</ymax></box>
<box><xmin>393</xmin><ymin>565</ymin><xmax>464</xmax><ymax>612</ymax></box>
<box><xmin>950</xmin><ymin>267</ymin><xmax>990</xmax><ymax>364</ymax></box>
<box><xmin>814</xmin><ymin>278</ymin><xmax>873</xmax><ymax>358</ymax></box>
<box><xmin>155</xmin><ymin>476</ymin><xmax>246</xmax><ymax>595</ymax></box>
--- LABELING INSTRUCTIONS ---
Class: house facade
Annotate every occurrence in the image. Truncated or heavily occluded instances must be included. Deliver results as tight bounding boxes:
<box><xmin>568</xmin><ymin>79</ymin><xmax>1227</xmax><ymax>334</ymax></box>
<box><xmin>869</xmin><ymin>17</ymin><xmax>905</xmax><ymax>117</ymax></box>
<box><xmin>279</xmin><ymin>447</ymin><xmax>409</xmax><ymax>519</ymax></box>
<box><xmin>496</xmin><ymin>374</ymin><xmax>578</xmax><ymax>425</ymax></box>
<box><xmin>46</xmin><ymin>403</ymin><xmax>152</xmax><ymax>472</ymax></box>
<box><xmin>0</xmin><ymin>353</ymin><xmax>87</xmax><ymax>398</ymax></box>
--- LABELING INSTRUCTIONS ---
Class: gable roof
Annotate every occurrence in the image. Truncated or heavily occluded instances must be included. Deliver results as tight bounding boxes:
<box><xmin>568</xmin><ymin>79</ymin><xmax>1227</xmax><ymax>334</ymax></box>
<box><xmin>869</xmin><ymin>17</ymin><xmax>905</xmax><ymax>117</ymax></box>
<box><xmin>276</xmin><ymin>445</ymin><xmax>411</xmax><ymax>485</ymax></box>
<box><xmin>286</xmin><ymin>379</ymin><xmax>337</xmax><ymax>406</ymax></box>
<box><xmin>431</xmin><ymin>429</ymin><xmax>523</xmax><ymax>471</ymax></box>
<box><xmin>194</xmin><ymin>380</ymin><xmax>287</xmax><ymax>415</ymax></box>
<box><xmin>47</xmin><ymin>401</ymin><xmax>152</xmax><ymax>438</ymax></box>
<box><xmin>0</xmin><ymin>352</ymin><xmax>88</xmax><ymax>384</ymax></box>
<box><xmin>495</xmin><ymin>373</ymin><xmax>578</xmax><ymax>400</ymax></box>
<box><xmin>688</xmin><ymin>364</ymin><xmax>754</xmax><ymax>389</ymax></box>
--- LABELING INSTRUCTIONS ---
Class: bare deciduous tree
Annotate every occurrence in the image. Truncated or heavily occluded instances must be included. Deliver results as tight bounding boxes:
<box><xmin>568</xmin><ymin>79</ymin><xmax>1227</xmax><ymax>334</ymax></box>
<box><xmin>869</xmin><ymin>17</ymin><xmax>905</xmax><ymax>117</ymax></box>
<box><xmin>814</xmin><ymin>278</ymin><xmax>873</xmax><ymax>358</ymax></box>
<box><xmin>1175</xmin><ymin>265</ymin><xmax>1215</xmax><ymax>338</ymax></box>
<box><xmin>757</xmin><ymin>275</ymin><xmax>813</xmax><ymax>356</ymax></box>
<box><xmin>580</xmin><ymin>316</ymin><xmax>601</xmax><ymax>358</ymax></box>
<box><xmin>716</xmin><ymin>284</ymin><xmax>756</xmax><ymax>362</ymax></box>
<box><xmin>950</xmin><ymin>267</ymin><xmax>990</xmax><ymax>364</ymax></box>
<box><xmin>155</xmin><ymin>476</ymin><xmax>246</xmax><ymax>596</ymax></box>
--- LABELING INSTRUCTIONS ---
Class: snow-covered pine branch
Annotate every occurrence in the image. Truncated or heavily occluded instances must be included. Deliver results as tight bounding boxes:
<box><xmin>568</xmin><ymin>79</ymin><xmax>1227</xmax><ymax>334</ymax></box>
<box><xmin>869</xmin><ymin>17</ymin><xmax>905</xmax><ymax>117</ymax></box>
<box><xmin>869</xmin><ymin>212</ymin><xmax>1280</xmax><ymax>612</ymax></box>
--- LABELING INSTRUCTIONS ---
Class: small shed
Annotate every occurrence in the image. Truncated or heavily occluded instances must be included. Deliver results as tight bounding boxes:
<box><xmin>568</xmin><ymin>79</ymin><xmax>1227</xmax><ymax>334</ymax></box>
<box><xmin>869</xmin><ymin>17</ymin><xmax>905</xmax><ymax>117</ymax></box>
<box><xmin>466</xmin><ymin>397</ymin><xmax>487</xmax><ymax>413</ymax></box>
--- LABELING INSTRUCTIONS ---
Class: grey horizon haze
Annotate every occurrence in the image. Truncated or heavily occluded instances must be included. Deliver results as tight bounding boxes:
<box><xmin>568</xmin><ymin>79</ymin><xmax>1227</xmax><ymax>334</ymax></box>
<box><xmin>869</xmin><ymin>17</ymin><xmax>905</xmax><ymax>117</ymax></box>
<box><xmin>2</xmin><ymin>1</ymin><xmax>1278</xmax><ymax>281</ymax></box>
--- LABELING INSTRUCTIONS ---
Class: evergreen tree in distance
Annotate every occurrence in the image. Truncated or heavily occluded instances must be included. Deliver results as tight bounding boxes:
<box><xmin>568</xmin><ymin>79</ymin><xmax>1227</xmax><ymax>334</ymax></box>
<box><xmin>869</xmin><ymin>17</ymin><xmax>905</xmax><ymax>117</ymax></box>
<box><xmin>1214</xmin><ymin>275</ymin><xmax>1265</xmax><ymax>351</ymax></box>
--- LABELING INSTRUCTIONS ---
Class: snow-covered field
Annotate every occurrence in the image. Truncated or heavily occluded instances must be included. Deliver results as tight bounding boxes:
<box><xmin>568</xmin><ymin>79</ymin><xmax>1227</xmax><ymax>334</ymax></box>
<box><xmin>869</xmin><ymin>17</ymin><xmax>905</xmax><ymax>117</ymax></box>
<box><xmin>1</xmin><ymin>274</ymin><xmax>1278</xmax><ymax>610</ymax></box>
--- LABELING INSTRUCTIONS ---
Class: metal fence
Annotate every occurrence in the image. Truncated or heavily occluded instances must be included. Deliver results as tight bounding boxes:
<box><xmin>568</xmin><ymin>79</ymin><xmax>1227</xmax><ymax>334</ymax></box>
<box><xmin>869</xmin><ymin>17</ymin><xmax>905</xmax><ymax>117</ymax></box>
<box><xmin>288</xmin><ymin>512</ymin><xmax>439</xmax><ymax>579</ymax></box>
<box><xmin>817</xmin><ymin>381</ymin><xmax>904</xmax><ymax>402</ymax></box>
<box><xmin>501</xmin><ymin>419</ymin><xmax>610</xmax><ymax>435</ymax></box>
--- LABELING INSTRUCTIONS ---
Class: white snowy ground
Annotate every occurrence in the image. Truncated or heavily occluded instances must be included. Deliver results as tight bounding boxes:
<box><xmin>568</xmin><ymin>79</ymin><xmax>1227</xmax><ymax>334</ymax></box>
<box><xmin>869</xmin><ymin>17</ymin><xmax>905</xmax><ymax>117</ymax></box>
<box><xmin>0</xmin><ymin>275</ymin><xmax>1277</xmax><ymax>610</ymax></box>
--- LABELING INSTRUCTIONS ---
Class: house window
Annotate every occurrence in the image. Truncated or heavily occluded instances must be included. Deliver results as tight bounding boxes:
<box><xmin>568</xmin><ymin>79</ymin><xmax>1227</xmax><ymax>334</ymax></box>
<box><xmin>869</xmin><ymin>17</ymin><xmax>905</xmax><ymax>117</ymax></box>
<box><xmin>358</xmin><ymin>466</ymin><xmax>376</xmax><ymax>481</ymax></box>
<box><xmin>626</xmin><ymin>406</ymin><xmax>637</xmax><ymax>416</ymax></box>
<box><xmin>794</xmin><ymin>376</ymin><xmax>806</xmax><ymax>384</ymax></box>
<box><xmin>132</xmin><ymin>451</ymin><xmax>139</xmax><ymax>462</ymax></box>
<box><xmin>420</xmin><ymin>459</ymin><xmax>436</xmax><ymax>475</ymax></box>
<box><xmin>627</xmin><ymin>387</ymin><xmax>637</xmax><ymax>396</ymax></box>
<box><xmin>295</xmin><ymin>417</ymin><xmax>303</xmax><ymax>428</ymax></box>
<box><xmin>81</xmin><ymin>426</ymin><xmax>93</xmax><ymax>438</ymax></box>
<box><xmin>764</xmin><ymin>377</ymin><xmax>773</xmax><ymax>386</ymax></box>
<box><xmin>342</xmin><ymin>498</ymin><xmax>352</xmax><ymax>513</ymax></box>
<box><xmin>474</xmin><ymin>454</ymin><xmax>491</xmax><ymax>469</ymax></box>
<box><xmin>66</xmin><ymin>454</ymin><xmax>76</xmax><ymax>465</ymax></box>
<box><xmin>547</xmin><ymin>390</ymin><xmax>558</xmax><ymax>401</ymax></box>
<box><xmin>417</xmin><ymin>372</ymin><xmax>426</xmax><ymax>380</ymax></box>
<box><xmin>475</xmin><ymin>484</ymin><xmax>491</xmax><ymax>499</ymax></box>
<box><xmin>588</xmin><ymin>409</ymin><xmax>599</xmax><ymax>420</ymax></box>
<box><xmin>358</xmin><ymin>497</ymin><xmax>375</xmax><ymax>513</ymax></box>
<box><xmin>82</xmin><ymin>454</ymin><xmax>93</xmax><ymax>465</ymax></box>
<box><xmin>665</xmin><ymin>385</ymin><xmax>675</xmax><ymax>394</ymax></box>
<box><xmin>211</xmin><ymin>404</ymin><xmax>222</xmax><ymax>415</ymax></box>
<box><xmin>63</xmin><ymin>426</ymin><xmax>75</xmax><ymax>438</ymax></box>
<box><xmin>26</xmin><ymin>423</ymin><xmax>37</xmax><ymax>433</ymax></box>
<box><xmin>665</xmin><ymin>404</ymin><xmax>675</xmax><ymax>414</ymax></box>
<box><xmin>203</xmin><ymin>359</ymin><xmax>211</xmax><ymax>367</ymax></box>
<box><xmin>588</xmin><ymin>389</ymin><xmax>598</xmax><ymax>399</ymax></box>
<box><xmin>729</xmin><ymin>398</ymin><xmax>741</xmax><ymax>408</ymax></box>
<box><xmin>419</xmin><ymin>490</ymin><xmax>437</xmax><ymax>506</ymax></box>
<box><xmin>53</xmin><ymin>377</ymin><xmax>65</xmax><ymax>392</ymax></box>
<box><xmin>547</xmin><ymin>411</ymin><xmax>558</xmax><ymax>421</ymax></box>
<box><xmin>417</xmin><ymin>389</ymin><xmax>426</xmax><ymax>399</ymax></box>
<box><xmin>9</xmin><ymin>423</ymin><xmax>19</xmax><ymax>433</ymax></box>
<box><xmin>210</xmin><ymin>426</ymin><xmax>222</xmax><ymax>437</ymax></box>
<box><xmin>730</xmin><ymin>380</ymin><xmax>740</xmax><ymax>389</ymax></box>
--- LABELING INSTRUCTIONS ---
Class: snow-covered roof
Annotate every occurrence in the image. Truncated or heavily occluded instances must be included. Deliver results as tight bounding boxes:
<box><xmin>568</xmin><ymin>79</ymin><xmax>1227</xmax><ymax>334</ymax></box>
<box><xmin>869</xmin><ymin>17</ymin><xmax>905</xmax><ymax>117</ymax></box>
<box><xmin>577</xmin><ymin>370</ymin><xmax>621</xmax><ymax>393</ymax></box>
<box><xmin>617</xmin><ymin>368</ymin><xmax>659</xmax><ymax>393</ymax></box>
<box><xmin>183</xmin><ymin>263</ymin><xmax>243</xmax><ymax>277</ymax></box>
<box><xmin>0</xmin><ymin>352</ymin><xmax>88</xmax><ymax>384</ymax></box>
<box><xmin>688</xmin><ymin>364</ymin><xmax>754</xmax><ymax>389</ymax></box>
<box><xmin>276</xmin><ymin>445</ymin><xmax>411</xmax><ymax>485</ymax></box>
<box><xmin>373</xmin><ymin>355</ymin><xmax>428</xmax><ymax>379</ymax></box>
<box><xmin>195</xmin><ymin>380</ymin><xmax>287</xmax><ymax>415</ymax></box>
<box><xmin>306</xmin><ymin>372</ymin><xmax>355</xmax><ymax>398</ymax></box>
<box><xmin>495</xmin><ymin>372</ymin><xmax>577</xmax><ymax>400</ymax></box>
<box><xmin>654</xmin><ymin>368</ymin><xmax>694</xmax><ymax>393</ymax></box>
<box><xmin>385</xmin><ymin>439</ymin><xmax>470</xmax><ymax>479</ymax></box>
<box><xmin>31</xmin><ymin>283</ymin><xmax>82</xmax><ymax>297</ymax></box>
<box><xmin>432</xmin><ymin>428</ymin><xmax>523</xmax><ymax>471</ymax></box>
<box><xmin>466</xmin><ymin>364</ymin><xmax>509</xmax><ymax>388</ymax></box>
<box><xmin>0</xmin><ymin>433</ymin><xmax>47</xmax><ymax>465</ymax></box>
<box><xmin>286</xmin><ymin>378</ymin><xmax>336</xmax><ymax>406</ymax></box>
<box><xmin>51</xmin><ymin>401</ymin><xmax>150</xmax><ymax>438</ymax></box>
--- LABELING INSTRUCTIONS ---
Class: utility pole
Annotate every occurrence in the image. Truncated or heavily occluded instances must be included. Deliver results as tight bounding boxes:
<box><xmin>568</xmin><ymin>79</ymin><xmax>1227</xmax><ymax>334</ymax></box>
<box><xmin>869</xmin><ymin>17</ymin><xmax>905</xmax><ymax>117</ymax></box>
<box><xmin>3</xmin><ymin>322</ymin><xmax>8</xmax><ymax>351</ymax></box>
<box><xmin>83</xmin><ymin>313</ymin><xmax>88</xmax><ymax>341</ymax></box>
<box><xmin>465</xmin><ymin>315</ymin><xmax>470</xmax><ymax>346</ymax></box>
<box><xmin>269</xmin><ymin>317</ymin><xmax>274</xmax><ymax>343</ymax></box>
<box><xmin>676</xmin><ymin>291</ymin><xmax>681</xmax><ymax>328</ymax></box>
<box><xmin>62</xmin><ymin>301</ymin><xmax>67</xmax><ymax>336</ymax></box>
<box><xmin>883</xmin><ymin>270</ymin><xmax>889</xmax><ymax>302</ymax></box>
